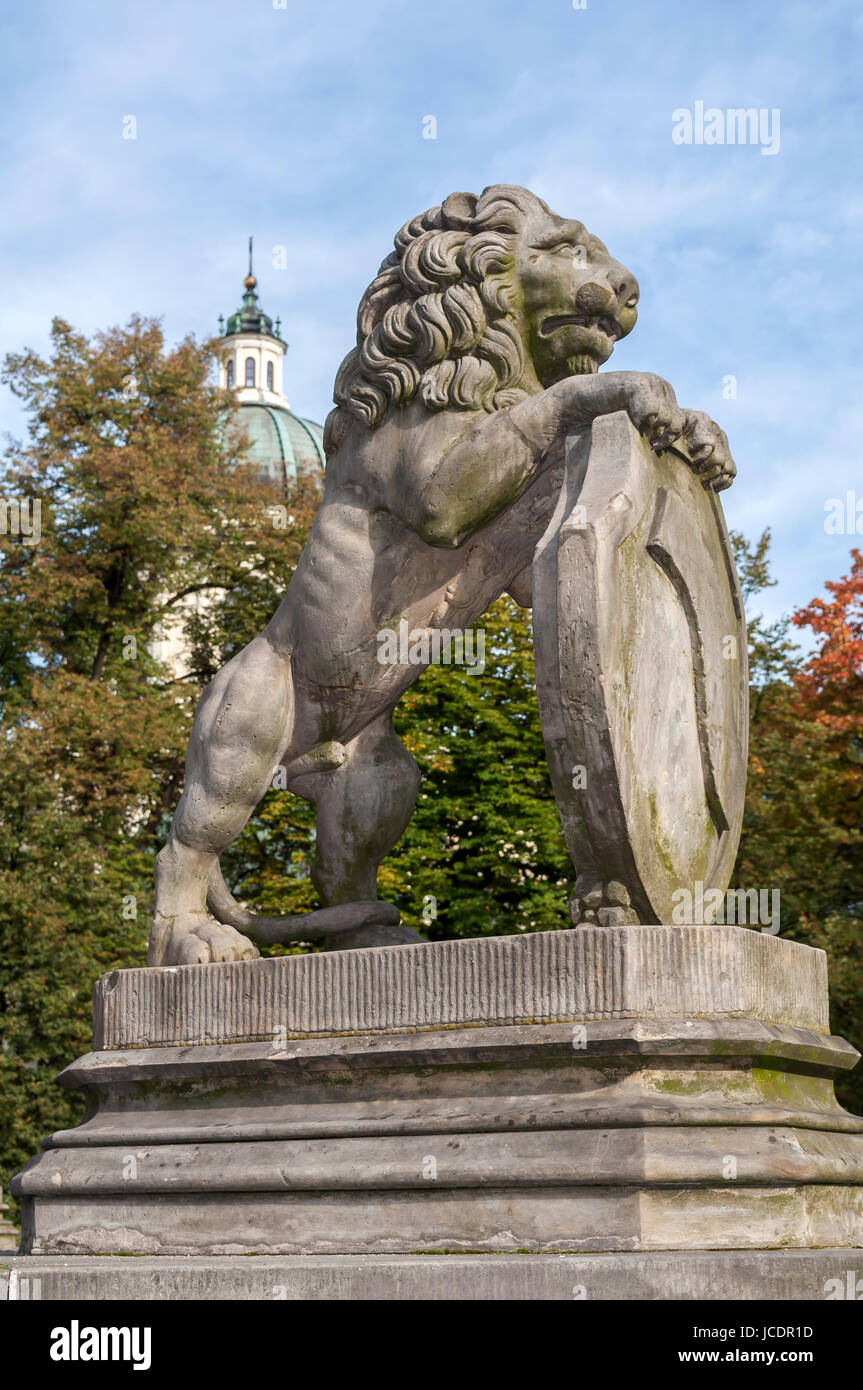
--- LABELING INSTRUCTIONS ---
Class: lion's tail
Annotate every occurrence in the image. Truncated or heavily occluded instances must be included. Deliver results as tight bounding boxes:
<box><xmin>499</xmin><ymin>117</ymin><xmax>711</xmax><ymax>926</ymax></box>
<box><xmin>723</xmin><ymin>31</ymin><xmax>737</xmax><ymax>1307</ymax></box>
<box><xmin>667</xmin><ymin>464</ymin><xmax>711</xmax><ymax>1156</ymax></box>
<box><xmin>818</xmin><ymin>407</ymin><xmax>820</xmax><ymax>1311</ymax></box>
<box><xmin>206</xmin><ymin>858</ymin><xmax>399</xmax><ymax>945</ymax></box>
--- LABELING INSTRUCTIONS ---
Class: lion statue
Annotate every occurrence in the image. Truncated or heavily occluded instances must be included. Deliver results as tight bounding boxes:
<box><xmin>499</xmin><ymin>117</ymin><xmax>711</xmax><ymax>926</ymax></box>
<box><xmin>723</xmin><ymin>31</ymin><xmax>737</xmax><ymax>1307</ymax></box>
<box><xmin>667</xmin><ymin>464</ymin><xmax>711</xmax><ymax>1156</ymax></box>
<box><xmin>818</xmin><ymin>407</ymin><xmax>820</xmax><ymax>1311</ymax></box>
<box><xmin>150</xmin><ymin>184</ymin><xmax>735</xmax><ymax>965</ymax></box>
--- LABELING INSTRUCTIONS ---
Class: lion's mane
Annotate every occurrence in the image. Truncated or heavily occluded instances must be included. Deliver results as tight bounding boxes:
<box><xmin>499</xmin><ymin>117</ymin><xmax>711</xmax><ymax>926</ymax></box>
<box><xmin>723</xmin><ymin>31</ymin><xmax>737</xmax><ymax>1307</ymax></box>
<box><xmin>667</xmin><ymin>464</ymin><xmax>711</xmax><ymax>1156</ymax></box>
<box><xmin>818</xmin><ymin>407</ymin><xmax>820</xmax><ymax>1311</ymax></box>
<box><xmin>324</xmin><ymin>185</ymin><xmax>551</xmax><ymax>454</ymax></box>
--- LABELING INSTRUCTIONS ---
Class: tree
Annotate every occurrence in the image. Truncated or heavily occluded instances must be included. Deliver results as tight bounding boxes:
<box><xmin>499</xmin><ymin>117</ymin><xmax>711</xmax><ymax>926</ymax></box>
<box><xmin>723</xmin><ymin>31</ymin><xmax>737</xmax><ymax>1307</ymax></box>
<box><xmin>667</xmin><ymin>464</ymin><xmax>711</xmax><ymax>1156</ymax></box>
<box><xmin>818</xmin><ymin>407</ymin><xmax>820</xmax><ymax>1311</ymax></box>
<box><xmin>0</xmin><ymin>316</ymin><xmax>318</xmax><ymax>1200</ymax></box>
<box><xmin>732</xmin><ymin>537</ymin><xmax>863</xmax><ymax>1111</ymax></box>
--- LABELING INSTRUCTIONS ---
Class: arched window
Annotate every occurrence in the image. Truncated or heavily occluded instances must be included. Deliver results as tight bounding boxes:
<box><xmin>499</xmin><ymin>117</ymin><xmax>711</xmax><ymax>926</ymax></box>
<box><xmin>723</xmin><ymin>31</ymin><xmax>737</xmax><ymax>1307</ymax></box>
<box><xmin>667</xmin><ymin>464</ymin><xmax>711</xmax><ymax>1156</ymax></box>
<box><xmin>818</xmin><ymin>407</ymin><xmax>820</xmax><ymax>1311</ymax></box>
<box><xmin>266</xmin><ymin>361</ymin><xmax>274</xmax><ymax>391</ymax></box>
<box><xmin>226</xmin><ymin>360</ymin><xmax>234</xmax><ymax>389</ymax></box>
<box><xmin>245</xmin><ymin>357</ymin><xmax>256</xmax><ymax>387</ymax></box>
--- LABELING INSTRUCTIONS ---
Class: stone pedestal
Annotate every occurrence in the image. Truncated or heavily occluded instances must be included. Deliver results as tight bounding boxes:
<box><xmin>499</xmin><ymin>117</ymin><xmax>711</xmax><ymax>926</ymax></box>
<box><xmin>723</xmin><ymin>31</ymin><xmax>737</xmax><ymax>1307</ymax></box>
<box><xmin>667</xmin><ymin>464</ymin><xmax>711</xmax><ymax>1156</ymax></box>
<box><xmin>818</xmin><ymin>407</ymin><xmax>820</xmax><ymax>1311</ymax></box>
<box><xmin>9</xmin><ymin>927</ymin><xmax>863</xmax><ymax>1297</ymax></box>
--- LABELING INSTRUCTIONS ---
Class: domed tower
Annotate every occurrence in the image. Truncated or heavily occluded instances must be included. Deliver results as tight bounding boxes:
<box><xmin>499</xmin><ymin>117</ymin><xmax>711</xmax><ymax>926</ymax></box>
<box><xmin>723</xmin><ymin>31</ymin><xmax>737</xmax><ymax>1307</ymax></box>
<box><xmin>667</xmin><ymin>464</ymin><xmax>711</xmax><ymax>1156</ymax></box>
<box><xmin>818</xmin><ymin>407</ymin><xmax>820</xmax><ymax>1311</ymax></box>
<box><xmin>218</xmin><ymin>239</ymin><xmax>325</xmax><ymax>484</ymax></box>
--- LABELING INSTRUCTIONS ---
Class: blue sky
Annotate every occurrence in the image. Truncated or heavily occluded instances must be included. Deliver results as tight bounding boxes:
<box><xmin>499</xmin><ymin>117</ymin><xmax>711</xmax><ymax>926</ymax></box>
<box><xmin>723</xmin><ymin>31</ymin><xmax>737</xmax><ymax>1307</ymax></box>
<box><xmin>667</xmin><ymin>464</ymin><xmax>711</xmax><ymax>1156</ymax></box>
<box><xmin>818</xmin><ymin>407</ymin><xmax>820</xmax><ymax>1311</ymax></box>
<box><xmin>1</xmin><ymin>0</ymin><xmax>861</xmax><ymax>635</ymax></box>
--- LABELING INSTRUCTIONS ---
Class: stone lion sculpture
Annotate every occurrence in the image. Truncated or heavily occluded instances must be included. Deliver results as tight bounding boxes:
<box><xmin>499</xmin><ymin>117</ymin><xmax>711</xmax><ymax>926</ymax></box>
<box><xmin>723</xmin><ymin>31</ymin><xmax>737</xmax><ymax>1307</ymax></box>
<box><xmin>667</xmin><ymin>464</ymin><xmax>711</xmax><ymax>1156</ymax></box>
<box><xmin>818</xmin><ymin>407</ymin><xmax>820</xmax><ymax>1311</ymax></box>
<box><xmin>150</xmin><ymin>184</ymin><xmax>735</xmax><ymax>965</ymax></box>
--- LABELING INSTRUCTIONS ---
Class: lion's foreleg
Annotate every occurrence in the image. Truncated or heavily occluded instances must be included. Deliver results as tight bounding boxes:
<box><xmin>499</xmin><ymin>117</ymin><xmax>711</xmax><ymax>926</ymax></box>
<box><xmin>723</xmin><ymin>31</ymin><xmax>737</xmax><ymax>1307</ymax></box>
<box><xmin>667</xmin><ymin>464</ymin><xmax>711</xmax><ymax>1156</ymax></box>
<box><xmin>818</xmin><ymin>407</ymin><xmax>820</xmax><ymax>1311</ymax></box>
<box><xmin>149</xmin><ymin>634</ymin><xmax>294</xmax><ymax>965</ymax></box>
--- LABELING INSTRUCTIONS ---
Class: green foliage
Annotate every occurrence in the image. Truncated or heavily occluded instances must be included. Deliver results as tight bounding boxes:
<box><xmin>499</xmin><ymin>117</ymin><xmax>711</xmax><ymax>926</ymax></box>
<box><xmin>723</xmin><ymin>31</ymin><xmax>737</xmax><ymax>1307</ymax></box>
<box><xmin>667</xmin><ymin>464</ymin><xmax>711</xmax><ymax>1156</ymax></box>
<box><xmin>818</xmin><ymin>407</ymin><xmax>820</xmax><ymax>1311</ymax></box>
<box><xmin>730</xmin><ymin>532</ymin><xmax>863</xmax><ymax>1111</ymax></box>
<box><xmin>388</xmin><ymin>597</ymin><xmax>572</xmax><ymax>937</ymax></box>
<box><xmin>0</xmin><ymin>316</ymin><xmax>315</xmax><ymax>1211</ymax></box>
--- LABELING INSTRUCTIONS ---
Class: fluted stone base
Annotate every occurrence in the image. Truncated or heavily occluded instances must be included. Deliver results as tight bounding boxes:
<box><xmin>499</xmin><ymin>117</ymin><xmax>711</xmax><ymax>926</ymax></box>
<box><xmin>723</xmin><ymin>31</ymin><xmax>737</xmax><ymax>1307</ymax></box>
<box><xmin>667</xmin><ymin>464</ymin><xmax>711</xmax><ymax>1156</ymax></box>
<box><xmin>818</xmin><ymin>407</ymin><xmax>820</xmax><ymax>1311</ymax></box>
<box><xmin>11</xmin><ymin>927</ymin><xmax>863</xmax><ymax>1268</ymax></box>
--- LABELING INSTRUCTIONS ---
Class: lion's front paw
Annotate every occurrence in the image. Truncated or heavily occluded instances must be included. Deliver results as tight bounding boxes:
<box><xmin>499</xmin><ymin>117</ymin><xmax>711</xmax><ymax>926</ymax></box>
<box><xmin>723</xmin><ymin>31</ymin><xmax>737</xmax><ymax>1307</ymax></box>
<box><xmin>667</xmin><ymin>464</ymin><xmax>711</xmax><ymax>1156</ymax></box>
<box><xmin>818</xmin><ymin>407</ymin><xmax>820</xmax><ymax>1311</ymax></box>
<box><xmin>618</xmin><ymin>373</ymin><xmax>686</xmax><ymax>453</ymax></box>
<box><xmin>570</xmin><ymin>876</ymin><xmax>641</xmax><ymax>927</ymax></box>
<box><xmin>677</xmin><ymin>410</ymin><xmax>737</xmax><ymax>491</ymax></box>
<box><xmin>148</xmin><ymin>913</ymin><xmax>260</xmax><ymax>966</ymax></box>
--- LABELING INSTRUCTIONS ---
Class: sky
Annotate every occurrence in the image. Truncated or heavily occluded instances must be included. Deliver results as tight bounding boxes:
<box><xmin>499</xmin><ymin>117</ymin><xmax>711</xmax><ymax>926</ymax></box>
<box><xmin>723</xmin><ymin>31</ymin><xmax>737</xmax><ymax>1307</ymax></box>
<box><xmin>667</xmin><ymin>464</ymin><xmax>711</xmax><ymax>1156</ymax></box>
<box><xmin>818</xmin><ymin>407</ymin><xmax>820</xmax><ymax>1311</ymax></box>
<box><xmin>1</xmin><ymin>0</ymin><xmax>861</xmax><ymax>636</ymax></box>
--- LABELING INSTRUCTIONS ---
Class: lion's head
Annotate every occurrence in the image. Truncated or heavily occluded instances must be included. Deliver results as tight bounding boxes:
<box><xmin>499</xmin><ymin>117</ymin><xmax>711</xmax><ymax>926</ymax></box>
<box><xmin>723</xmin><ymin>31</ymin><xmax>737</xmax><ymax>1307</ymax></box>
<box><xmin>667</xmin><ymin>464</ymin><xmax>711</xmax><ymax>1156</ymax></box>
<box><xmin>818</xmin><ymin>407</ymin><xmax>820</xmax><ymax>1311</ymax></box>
<box><xmin>324</xmin><ymin>184</ymin><xmax>640</xmax><ymax>454</ymax></box>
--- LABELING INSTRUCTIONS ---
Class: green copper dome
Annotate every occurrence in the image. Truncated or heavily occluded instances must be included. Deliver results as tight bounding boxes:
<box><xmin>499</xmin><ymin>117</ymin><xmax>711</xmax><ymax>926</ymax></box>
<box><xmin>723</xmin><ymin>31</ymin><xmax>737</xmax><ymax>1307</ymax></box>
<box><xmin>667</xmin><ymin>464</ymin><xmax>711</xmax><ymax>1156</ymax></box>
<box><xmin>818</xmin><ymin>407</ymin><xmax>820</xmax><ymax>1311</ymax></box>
<box><xmin>227</xmin><ymin>404</ymin><xmax>325</xmax><ymax>484</ymax></box>
<box><xmin>219</xmin><ymin>238</ymin><xmax>324</xmax><ymax>484</ymax></box>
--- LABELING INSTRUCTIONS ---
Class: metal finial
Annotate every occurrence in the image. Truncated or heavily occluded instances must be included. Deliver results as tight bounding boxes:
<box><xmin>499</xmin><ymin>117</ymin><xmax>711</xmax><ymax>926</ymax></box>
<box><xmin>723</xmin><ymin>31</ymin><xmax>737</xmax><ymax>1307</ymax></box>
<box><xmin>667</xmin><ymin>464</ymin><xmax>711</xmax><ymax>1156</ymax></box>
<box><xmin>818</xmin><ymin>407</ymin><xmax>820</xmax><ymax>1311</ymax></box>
<box><xmin>243</xmin><ymin>236</ymin><xmax>257</xmax><ymax>292</ymax></box>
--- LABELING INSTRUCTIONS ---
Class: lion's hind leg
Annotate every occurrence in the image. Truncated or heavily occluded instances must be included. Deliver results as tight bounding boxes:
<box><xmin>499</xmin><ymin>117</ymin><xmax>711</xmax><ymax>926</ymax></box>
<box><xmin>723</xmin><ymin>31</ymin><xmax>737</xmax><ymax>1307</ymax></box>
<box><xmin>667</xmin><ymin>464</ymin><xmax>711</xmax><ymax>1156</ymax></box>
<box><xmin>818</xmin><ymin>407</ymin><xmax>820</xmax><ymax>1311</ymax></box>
<box><xmin>289</xmin><ymin>710</ymin><xmax>424</xmax><ymax>948</ymax></box>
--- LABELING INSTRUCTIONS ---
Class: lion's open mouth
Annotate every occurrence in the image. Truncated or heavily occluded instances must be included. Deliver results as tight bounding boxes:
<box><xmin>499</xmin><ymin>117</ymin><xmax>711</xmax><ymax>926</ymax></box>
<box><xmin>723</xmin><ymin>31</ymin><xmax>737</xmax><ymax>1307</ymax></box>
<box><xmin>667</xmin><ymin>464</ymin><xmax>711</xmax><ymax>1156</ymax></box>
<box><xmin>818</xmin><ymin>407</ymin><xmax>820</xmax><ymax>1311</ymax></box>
<box><xmin>540</xmin><ymin>314</ymin><xmax>621</xmax><ymax>340</ymax></box>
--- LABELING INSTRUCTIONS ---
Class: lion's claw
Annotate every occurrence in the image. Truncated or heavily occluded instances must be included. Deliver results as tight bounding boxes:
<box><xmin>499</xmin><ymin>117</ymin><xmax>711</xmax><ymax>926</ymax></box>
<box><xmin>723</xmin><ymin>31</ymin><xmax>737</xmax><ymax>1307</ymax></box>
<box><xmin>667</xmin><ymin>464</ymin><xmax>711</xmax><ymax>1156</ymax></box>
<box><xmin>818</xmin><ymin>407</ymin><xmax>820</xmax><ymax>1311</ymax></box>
<box><xmin>148</xmin><ymin>912</ymin><xmax>260</xmax><ymax>966</ymax></box>
<box><xmin>674</xmin><ymin>410</ymin><xmax>737</xmax><ymax>492</ymax></box>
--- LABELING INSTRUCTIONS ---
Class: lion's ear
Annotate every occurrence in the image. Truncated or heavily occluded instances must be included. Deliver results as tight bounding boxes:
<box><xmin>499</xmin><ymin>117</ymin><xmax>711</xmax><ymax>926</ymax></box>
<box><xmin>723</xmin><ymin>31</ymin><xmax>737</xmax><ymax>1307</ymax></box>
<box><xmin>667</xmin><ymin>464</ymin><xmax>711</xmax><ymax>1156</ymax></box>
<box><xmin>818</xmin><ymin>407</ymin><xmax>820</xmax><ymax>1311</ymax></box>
<box><xmin>441</xmin><ymin>191</ymin><xmax>478</xmax><ymax>229</ymax></box>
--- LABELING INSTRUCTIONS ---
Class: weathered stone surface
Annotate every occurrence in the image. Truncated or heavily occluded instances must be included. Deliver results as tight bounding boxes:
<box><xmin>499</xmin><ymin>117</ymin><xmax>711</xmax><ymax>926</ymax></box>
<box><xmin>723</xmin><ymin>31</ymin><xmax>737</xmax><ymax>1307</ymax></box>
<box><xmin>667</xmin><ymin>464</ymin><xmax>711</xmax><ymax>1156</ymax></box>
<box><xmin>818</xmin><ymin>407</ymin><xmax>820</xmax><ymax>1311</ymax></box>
<box><xmin>148</xmin><ymin>185</ymin><xmax>740</xmax><ymax>965</ymax></box>
<box><xmin>535</xmin><ymin>415</ymin><xmax>748</xmax><ymax>925</ymax></box>
<box><xmin>92</xmin><ymin>925</ymin><xmax>827</xmax><ymax>1049</ymax></box>
<box><xmin>13</xmin><ymin>948</ymin><xmax>862</xmax><ymax>1255</ymax></box>
<box><xmin>33</xmin><ymin>1021</ymin><xmax>863</xmax><ymax>1150</ymax></box>
<box><xmin>17</xmin><ymin>1185</ymin><xmax>863</xmax><ymax>1258</ymax></box>
<box><xmin>12</xmin><ymin>930</ymin><xmax>862</xmax><ymax>1261</ymax></box>
<box><xmin>4</xmin><ymin>1250</ymin><xmax>861</xmax><ymax>1302</ymax></box>
<box><xmin>23</xmin><ymin>1126</ymin><xmax>863</xmax><ymax>1193</ymax></box>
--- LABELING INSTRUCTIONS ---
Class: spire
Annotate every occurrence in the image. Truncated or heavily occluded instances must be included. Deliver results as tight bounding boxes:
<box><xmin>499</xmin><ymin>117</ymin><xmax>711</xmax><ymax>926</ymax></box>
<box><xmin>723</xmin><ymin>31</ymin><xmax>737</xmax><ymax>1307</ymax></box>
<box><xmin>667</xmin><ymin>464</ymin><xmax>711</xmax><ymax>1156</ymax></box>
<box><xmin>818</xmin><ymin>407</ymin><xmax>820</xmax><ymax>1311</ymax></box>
<box><xmin>223</xmin><ymin>236</ymin><xmax>282</xmax><ymax>340</ymax></box>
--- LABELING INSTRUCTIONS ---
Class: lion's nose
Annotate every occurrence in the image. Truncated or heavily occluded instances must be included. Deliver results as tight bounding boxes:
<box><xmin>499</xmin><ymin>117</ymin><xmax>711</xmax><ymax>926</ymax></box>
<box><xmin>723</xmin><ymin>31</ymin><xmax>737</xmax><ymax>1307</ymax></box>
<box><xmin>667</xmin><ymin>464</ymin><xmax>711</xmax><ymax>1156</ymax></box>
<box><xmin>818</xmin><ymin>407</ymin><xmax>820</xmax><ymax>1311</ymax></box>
<box><xmin>609</xmin><ymin>264</ymin><xmax>639</xmax><ymax>308</ymax></box>
<box><xmin>575</xmin><ymin>281</ymin><xmax>617</xmax><ymax>317</ymax></box>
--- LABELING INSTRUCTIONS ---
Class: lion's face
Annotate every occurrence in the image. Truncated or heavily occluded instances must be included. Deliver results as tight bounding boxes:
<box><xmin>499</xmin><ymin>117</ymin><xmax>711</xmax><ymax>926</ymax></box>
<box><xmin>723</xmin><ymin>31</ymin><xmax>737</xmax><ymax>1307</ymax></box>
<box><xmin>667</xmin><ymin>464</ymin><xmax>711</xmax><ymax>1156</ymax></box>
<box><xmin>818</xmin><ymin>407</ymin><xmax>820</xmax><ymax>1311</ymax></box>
<box><xmin>327</xmin><ymin>186</ymin><xmax>643</xmax><ymax>451</ymax></box>
<box><xmin>512</xmin><ymin>207</ymin><xmax>640</xmax><ymax>387</ymax></box>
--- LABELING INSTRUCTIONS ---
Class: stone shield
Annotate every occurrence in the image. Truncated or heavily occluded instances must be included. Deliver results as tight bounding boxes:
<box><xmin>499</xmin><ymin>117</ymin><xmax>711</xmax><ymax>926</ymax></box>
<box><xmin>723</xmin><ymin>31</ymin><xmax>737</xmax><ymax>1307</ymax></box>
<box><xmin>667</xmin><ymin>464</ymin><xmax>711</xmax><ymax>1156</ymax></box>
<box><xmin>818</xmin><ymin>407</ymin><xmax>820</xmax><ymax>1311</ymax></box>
<box><xmin>532</xmin><ymin>411</ymin><xmax>749</xmax><ymax>925</ymax></box>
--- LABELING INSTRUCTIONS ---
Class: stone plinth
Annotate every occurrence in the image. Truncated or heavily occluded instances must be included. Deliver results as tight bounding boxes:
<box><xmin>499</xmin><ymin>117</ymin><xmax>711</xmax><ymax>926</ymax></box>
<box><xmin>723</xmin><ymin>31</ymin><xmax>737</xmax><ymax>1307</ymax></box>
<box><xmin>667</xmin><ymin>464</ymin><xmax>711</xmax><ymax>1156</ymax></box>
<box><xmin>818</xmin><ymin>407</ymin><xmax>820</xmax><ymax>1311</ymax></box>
<box><xmin>11</xmin><ymin>927</ymin><xmax>863</xmax><ymax>1286</ymax></box>
<box><xmin>91</xmin><ymin>924</ymin><xmax>827</xmax><ymax>1047</ymax></box>
<box><xmin>3</xmin><ymin>1251</ymin><xmax>862</xmax><ymax>1301</ymax></box>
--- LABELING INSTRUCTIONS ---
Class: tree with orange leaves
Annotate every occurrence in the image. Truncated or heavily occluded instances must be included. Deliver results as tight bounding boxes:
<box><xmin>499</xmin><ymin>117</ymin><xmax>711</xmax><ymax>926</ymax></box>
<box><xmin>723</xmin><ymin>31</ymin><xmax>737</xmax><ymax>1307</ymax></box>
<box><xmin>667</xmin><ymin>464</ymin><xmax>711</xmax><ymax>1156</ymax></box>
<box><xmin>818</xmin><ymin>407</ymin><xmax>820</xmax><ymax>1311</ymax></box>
<box><xmin>734</xmin><ymin>540</ymin><xmax>862</xmax><ymax>1110</ymax></box>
